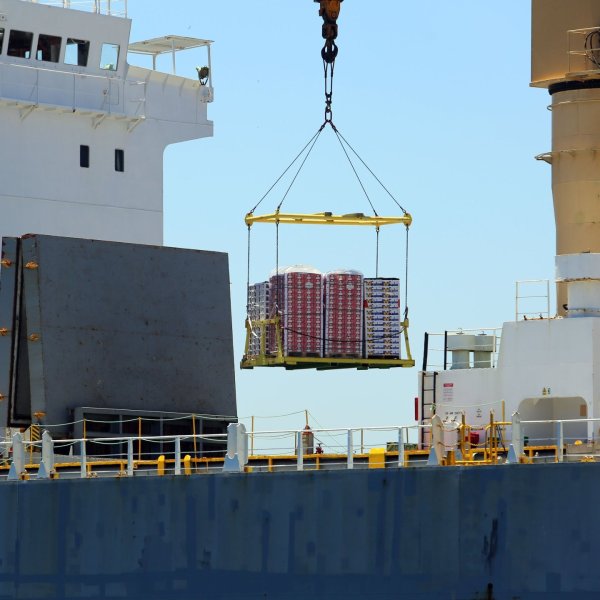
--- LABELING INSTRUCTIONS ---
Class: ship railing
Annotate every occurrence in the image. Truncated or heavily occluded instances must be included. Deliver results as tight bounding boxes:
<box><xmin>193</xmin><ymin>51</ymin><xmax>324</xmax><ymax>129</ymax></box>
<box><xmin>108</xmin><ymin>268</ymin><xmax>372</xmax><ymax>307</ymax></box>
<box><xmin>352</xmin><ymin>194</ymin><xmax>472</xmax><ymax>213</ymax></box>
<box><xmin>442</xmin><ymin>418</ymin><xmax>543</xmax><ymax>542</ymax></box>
<box><xmin>0</xmin><ymin>432</ymin><xmax>230</xmax><ymax>480</ymax></box>
<box><xmin>515</xmin><ymin>279</ymin><xmax>551</xmax><ymax>321</ymax></box>
<box><xmin>519</xmin><ymin>416</ymin><xmax>600</xmax><ymax>463</ymax></box>
<box><xmin>3</xmin><ymin>415</ymin><xmax>600</xmax><ymax>480</ymax></box>
<box><xmin>427</xmin><ymin>414</ymin><xmax>600</xmax><ymax>465</ymax></box>
<box><xmin>0</xmin><ymin>60</ymin><xmax>146</xmax><ymax>119</ymax></box>
<box><xmin>225</xmin><ymin>416</ymin><xmax>600</xmax><ymax>467</ymax></box>
<box><xmin>422</xmin><ymin>327</ymin><xmax>502</xmax><ymax>371</ymax></box>
<box><xmin>567</xmin><ymin>27</ymin><xmax>600</xmax><ymax>77</ymax></box>
<box><xmin>0</xmin><ymin>424</ymin><xmax>435</xmax><ymax>480</ymax></box>
<box><xmin>243</xmin><ymin>424</ymin><xmax>430</xmax><ymax>470</ymax></box>
<box><xmin>21</xmin><ymin>0</ymin><xmax>128</xmax><ymax>18</ymax></box>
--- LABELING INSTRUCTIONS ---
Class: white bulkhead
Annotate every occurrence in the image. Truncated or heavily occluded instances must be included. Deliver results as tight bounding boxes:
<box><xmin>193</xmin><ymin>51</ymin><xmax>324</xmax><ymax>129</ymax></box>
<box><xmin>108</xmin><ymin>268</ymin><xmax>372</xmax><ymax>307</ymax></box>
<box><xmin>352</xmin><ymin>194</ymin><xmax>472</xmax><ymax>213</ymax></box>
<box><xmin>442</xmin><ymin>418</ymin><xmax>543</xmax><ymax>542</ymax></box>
<box><xmin>0</xmin><ymin>0</ymin><xmax>213</xmax><ymax>246</ymax></box>
<box><xmin>430</xmin><ymin>317</ymin><xmax>599</xmax><ymax>446</ymax></box>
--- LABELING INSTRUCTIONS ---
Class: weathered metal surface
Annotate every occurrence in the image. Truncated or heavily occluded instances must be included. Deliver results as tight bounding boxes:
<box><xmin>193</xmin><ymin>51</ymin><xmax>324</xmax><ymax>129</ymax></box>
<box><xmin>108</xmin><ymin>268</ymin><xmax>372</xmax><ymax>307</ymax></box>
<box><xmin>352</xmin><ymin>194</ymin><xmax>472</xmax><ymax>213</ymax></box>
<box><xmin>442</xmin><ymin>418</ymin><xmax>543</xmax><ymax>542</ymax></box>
<box><xmin>0</xmin><ymin>238</ymin><xmax>18</xmax><ymax>428</ymax></box>
<box><xmin>21</xmin><ymin>237</ymin><xmax>46</xmax><ymax>423</ymax></box>
<box><xmin>0</xmin><ymin>464</ymin><xmax>596</xmax><ymax>598</ymax></box>
<box><xmin>0</xmin><ymin>235</ymin><xmax>237</xmax><ymax>431</ymax></box>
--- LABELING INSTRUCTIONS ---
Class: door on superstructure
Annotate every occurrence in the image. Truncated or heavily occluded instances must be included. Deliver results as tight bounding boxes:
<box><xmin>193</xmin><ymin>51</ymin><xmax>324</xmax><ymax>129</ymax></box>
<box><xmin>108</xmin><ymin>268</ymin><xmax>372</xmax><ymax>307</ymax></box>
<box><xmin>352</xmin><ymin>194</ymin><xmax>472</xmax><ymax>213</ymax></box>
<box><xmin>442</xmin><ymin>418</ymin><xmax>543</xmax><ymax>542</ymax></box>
<box><xmin>518</xmin><ymin>396</ymin><xmax>587</xmax><ymax>446</ymax></box>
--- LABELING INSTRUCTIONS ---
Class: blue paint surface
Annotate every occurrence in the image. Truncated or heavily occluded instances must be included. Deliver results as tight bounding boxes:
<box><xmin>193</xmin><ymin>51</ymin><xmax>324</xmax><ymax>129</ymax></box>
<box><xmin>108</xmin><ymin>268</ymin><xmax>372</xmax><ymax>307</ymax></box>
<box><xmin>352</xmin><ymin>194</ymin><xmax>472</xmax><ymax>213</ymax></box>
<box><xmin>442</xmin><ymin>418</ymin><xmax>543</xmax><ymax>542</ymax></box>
<box><xmin>0</xmin><ymin>464</ymin><xmax>597</xmax><ymax>599</ymax></box>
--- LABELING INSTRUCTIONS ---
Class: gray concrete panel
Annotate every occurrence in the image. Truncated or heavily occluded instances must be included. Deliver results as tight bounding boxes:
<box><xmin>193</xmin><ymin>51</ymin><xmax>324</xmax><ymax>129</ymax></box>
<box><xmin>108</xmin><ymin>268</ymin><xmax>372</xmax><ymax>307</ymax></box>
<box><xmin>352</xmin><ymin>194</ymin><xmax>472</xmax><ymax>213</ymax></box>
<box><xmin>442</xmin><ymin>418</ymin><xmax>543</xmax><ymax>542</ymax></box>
<box><xmin>0</xmin><ymin>238</ymin><xmax>17</xmax><ymax>427</ymax></box>
<box><xmin>10</xmin><ymin>235</ymin><xmax>236</xmax><ymax>429</ymax></box>
<box><xmin>0</xmin><ymin>464</ymin><xmax>597</xmax><ymax>598</ymax></box>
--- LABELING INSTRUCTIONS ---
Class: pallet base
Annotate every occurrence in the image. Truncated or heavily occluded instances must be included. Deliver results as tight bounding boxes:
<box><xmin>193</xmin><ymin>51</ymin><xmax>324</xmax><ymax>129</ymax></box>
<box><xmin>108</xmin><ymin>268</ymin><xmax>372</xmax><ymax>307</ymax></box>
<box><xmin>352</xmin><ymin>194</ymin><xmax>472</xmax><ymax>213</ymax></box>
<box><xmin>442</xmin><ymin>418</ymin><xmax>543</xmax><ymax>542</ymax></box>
<box><xmin>240</xmin><ymin>355</ymin><xmax>415</xmax><ymax>370</ymax></box>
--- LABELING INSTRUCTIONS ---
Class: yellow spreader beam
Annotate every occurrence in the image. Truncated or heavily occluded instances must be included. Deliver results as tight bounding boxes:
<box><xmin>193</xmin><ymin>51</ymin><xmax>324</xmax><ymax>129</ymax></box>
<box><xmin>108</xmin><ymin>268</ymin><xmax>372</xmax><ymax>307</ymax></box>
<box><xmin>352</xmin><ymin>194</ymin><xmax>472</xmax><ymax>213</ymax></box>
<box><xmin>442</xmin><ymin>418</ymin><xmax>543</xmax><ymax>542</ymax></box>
<box><xmin>245</xmin><ymin>211</ymin><xmax>412</xmax><ymax>228</ymax></box>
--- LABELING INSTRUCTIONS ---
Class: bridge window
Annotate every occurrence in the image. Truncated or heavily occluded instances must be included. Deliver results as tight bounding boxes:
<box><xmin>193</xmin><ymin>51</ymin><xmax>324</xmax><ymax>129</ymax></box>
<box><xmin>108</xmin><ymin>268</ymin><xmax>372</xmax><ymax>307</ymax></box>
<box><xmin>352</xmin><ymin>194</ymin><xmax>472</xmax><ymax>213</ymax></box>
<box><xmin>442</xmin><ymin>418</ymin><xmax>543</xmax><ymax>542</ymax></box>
<box><xmin>65</xmin><ymin>38</ymin><xmax>90</xmax><ymax>67</ymax></box>
<box><xmin>115</xmin><ymin>149</ymin><xmax>124</xmax><ymax>172</ymax></box>
<box><xmin>0</xmin><ymin>29</ymin><xmax>4</xmax><ymax>54</ymax></box>
<box><xmin>80</xmin><ymin>145</ymin><xmax>90</xmax><ymax>168</ymax></box>
<box><xmin>100</xmin><ymin>43</ymin><xmax>119</xmax><ymax>71</ymax></box>
<box><xmin>7</xmin><ymin>30</ymin><xmax>33</xmax><ymax>59</ymax></box>
<box><xmin>36</xmin><ymin>34</ymin><xmax>61</xmax><ymax>63</ymax></box>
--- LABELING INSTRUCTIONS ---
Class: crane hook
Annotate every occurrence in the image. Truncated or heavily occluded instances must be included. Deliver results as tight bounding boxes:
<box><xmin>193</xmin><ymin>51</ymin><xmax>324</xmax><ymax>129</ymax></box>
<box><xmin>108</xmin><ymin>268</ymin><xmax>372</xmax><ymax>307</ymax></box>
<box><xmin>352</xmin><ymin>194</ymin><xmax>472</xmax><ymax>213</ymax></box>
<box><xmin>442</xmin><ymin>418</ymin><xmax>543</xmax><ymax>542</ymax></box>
<box><xmin>315</xmin><ymin>0</ymin><xmax>343</xmax><ymax>64</ymax></box>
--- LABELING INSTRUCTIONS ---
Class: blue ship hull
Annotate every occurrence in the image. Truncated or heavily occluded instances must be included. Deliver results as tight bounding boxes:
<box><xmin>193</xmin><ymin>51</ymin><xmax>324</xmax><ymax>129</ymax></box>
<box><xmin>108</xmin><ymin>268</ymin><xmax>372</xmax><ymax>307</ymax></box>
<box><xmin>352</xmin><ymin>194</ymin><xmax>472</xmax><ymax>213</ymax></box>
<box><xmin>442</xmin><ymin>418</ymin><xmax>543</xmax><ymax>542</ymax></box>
<box><xmin>0</xmin><ymin>463</ymin><xmax>595</xmax><ymax>599</ymax></box>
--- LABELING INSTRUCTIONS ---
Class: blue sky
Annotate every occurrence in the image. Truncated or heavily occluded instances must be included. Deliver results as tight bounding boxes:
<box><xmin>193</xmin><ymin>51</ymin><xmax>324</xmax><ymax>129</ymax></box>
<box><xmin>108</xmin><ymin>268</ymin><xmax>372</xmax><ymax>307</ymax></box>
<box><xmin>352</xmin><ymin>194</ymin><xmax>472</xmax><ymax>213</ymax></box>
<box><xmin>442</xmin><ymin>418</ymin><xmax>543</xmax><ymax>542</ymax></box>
<box><xmin>127</xmin><ymin>1</ymin><xmax>553</xmax><ymax>444</ymax></box>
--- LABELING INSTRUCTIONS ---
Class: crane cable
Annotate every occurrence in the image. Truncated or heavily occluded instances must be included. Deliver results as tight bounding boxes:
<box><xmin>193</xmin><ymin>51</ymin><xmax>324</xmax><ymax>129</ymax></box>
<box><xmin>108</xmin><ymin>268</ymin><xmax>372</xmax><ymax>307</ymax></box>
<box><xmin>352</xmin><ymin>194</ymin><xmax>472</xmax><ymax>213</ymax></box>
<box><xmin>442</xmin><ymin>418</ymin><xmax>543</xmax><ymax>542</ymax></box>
<box><xmin>246</xmin><ymin>125</ymin><xmax>326</xmax><ymax>316</ymax></box>
<box><xmin>247</xmin><ymin>125</ymin><xmax>326</xmax><ymax>216</ymax></box>
<box><xmin>246</xmin><ymin>0</ymin><xmax>411</xmax><ymax>331</ymax></box>
<box><xmin>246</xmin><ymin>135</ymin><xmax>412</xmax><ymax>332</ymax></box>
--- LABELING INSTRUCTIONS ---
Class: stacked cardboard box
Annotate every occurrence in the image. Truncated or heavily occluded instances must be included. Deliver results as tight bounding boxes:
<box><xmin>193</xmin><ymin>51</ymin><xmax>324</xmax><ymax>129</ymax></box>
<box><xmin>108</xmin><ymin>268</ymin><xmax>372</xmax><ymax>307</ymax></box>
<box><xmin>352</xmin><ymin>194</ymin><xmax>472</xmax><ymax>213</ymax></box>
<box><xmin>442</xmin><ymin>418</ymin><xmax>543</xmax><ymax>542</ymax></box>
<box><xmin>364</xmin><ymin>278</ymin><xmax>402</xmax><ymax>358</ymax></box>
<box><xmin>324</xmin><ymin>270</ymin><xmax>363</xmax><ymax>357</ymax></box>
<box><xmin>247</xmin><ymin>281</ymin><xmax>270</xmax><ymax>356</ymax></box>
<box><xmin>269</xmin><ymin>266</ymin><xmax>323</xmax><ymax>356</ymax></box>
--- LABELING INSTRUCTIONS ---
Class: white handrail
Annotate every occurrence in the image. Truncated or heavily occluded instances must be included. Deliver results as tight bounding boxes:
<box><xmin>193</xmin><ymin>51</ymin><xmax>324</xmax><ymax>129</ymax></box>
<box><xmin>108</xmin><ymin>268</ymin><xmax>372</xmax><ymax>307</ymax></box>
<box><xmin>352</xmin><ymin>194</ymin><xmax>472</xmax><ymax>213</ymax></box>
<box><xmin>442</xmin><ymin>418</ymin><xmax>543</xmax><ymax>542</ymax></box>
<box><xmin>2</xmin><ymin>415</ymin><xmax>599</xmax><ymax>474</ymax></box>
<box><xmin>21</xmin><ymin>0</ymin><xmax>127</xmax><ymax>17</ymax></box>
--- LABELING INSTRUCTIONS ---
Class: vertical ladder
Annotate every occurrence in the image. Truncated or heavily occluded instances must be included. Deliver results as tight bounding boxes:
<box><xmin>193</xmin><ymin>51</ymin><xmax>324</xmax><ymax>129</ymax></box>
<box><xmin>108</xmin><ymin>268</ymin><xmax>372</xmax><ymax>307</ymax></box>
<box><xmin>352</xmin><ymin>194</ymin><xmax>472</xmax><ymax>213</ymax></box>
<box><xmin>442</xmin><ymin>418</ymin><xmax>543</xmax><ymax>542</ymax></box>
<box><xmin>419</xmin><ymin>370</ymin><xmax>437</xmax><ymax>449</ymax></box>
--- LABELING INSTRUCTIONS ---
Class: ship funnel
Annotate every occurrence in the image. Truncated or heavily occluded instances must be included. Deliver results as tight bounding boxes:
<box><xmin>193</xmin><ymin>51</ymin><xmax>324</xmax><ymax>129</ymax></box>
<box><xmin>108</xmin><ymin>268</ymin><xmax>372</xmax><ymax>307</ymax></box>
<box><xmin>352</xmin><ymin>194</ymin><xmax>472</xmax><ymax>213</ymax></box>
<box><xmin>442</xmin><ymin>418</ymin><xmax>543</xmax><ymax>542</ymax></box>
<box><xmin>532</xmin><ymin>0</ymin><xmax>600</xmax><ymax>315</ymax></box>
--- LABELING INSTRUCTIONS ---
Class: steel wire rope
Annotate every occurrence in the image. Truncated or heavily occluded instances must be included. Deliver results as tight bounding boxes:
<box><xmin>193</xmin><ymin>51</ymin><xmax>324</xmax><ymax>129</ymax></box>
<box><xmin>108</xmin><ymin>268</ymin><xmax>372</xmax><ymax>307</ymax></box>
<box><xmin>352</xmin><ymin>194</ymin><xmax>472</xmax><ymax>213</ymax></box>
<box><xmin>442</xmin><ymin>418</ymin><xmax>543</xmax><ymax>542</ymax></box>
<box><xmin>246</xmin><ymin>50</ymin><xmax>413</xmax><ymax>357</ymax></box>
<box><xmin>330</xmin><ymin>122</ymin><xmax>412</xmax><ymax>322</ymax></box>
<box><xmin>404</xmin><ymin>225</ymin><xmax>410</xmax><ymax>314</ymax></box>
<box><xmin>33</xmin><ymin>419</ymin><xmax>85</xmax><ymax>428</ymax></box>
<box><xmin>275</xmin><ymin>220</ymin><xmax>280</xmax><ymax>314</ymax></box>
<box><xmin>138</xmin><ymin>435</ymin><xmax>215</xmax><ymax>443</ymax></box>
<box><xmin>254</xmin><ymin>433</ymin><xmax>298</xmax><ymax>442</ymax></box>
<box><xmin>247</xmin><ymin>125</ymin><xmax>326</xmax><ymax>216</ymax></box>
<box><xmin>141</xmin><ymin>413</ymin><xmax>220</xmax><ymax>422</ymax></box>
<box><xmin>53</xmin><ymin>442</ymin><xmax>76</xmax><ymax>450</ymax></box>
<box><xmin>280</xmin><ymin>325</ymin><xmax>403</xmax><ymax>344</ymax></box>
<box><xmin>307</xmin><ymin>411</ymin><xmax>348</xmax><ymax>448</ymax></box>
<box><xmin>39</xmin><ymin>413</ymin><xmax>227</xmax><ymax>429</ymax></box>
<box><xmin>375</xmin><ymin>226</ymin><xmax>380</xmax><ymax>277</ymax></box>
<box><xmin>246</xmin><ymin>224</ymin><xmax>252</xmax><ymax>322</ymax></box>
<box><xmin>275</xmin><ymin>125</ymin><xmax>326</xmax><ymax>213</ymax></box>
<box><xmin>333</xmin><ymin>128</ymin><xmax>408</xmax><ymax>215</ymax></box>
<box><xmin>323</xmin><ymin>59</ymin><xmax>335</xmax><ymax>123</ymax></box>
<box><xmin>239</xmin><ymin>409</ymin><xmax>307</xmax><ymax>420</ymax></box>
<box><xmin>331</xmin><ymin>124</ymin><xmax>378</xmax><ymax>217</ymax></box>
<box><xmin>246</xmin><ymin>71</ymin><xmax>404</xmax><ymax>288</ymax></box>
<box><xmin>87</xmin><ymin>416</ymin><xmax>139</xmax><ymax>424</ymax></box>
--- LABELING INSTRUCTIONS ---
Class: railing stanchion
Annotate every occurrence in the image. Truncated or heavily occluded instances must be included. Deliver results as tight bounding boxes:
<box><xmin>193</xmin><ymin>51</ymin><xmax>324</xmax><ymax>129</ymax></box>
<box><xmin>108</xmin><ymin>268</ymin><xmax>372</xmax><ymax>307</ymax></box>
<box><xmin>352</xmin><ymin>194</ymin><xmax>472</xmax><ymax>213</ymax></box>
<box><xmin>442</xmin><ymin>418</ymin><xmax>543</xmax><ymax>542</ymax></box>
<box><xmin>297</xmin><ymin>432</ymin><xmax>303</xmax><ymax>471</ymax></box>
<box><xmin>175</xmin><ymin>437</ymin><xmax>181</xmax><ymax>475</ymax></box>
<box><xmin>127</xmin><ymin>439</ymin><xmax>134</xmax><ymax>477</ymax></box>
<box><xmin>347</xmin><ymin>429</ymin><xmax>354</xmax><ymax>470</ymax></box>
<box><xmin>80</xmin><ymin>439</ymin><xmax>87</xmax><ymax>478</ymax></box>
<box><xmin>556</xmin><ymin>421</ymin><xmax>564</xmax><ymax>463</ymax></box>
<box><xmin>512</xmin><ymin>412</ymin><xmax>522</xmax><ymax>458</ymax></box>
<box><xmin>398</xmin><ymin>428</ymin><xmax>405</xmax><ymax>468</ymax></box>
<box><xmin>192</xmin><ymin>415</ymin><xmax>197</xmax><ymax>457</ymax></box>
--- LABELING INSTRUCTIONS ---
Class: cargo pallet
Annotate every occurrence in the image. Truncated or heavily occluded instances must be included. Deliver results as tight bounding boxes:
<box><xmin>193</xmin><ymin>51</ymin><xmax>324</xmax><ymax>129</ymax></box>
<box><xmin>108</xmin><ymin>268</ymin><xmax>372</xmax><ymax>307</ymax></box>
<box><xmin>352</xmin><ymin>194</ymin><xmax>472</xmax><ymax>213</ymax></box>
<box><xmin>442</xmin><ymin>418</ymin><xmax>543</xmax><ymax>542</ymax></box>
<box><xmin>242</xmin><ymin>210</ymin><xmax>414</xmax><ymax>370</ymax></box>
<box><xmin>241</xmin><ymin>314</ymin><xmax>415</xmax><ymax>370</ymax></box>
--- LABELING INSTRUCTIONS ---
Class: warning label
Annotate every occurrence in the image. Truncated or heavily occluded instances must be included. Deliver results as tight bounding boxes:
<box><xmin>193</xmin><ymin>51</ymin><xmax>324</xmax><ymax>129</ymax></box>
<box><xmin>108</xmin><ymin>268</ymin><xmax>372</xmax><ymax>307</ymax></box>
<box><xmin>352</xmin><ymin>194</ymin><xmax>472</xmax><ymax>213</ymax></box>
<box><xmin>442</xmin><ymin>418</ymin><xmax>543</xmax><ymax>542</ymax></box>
<box><xmin>442</xmin><ymin>382</ymin><xmax>454</xmax><ymax>403</ymax></box>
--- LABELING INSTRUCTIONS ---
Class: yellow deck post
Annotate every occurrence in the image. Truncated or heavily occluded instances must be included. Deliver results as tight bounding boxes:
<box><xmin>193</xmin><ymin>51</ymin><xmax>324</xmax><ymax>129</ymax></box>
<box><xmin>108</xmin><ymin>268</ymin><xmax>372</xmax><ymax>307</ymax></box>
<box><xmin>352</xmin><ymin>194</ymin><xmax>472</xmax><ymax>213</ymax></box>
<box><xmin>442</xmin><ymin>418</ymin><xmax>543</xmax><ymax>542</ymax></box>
<box><xmin>368</xmin><ymin>448</ymin><xmax>386</xmax><ymax>469</ymax></box>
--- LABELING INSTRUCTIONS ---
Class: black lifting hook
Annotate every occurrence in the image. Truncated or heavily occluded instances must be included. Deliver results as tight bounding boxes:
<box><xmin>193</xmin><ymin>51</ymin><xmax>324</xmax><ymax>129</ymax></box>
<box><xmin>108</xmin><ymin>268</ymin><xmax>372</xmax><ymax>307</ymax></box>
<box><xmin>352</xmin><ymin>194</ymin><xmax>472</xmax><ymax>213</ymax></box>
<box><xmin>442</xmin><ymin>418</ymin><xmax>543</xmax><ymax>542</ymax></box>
<box><xmin>315</xmin><ymin>0</ymin><xmax>343</xmax><ymax>64</ymax></box>
<box><xmin>322</xmin><ymin>40</ymin><xmax>338</xmax><ymax>64</ymax></box>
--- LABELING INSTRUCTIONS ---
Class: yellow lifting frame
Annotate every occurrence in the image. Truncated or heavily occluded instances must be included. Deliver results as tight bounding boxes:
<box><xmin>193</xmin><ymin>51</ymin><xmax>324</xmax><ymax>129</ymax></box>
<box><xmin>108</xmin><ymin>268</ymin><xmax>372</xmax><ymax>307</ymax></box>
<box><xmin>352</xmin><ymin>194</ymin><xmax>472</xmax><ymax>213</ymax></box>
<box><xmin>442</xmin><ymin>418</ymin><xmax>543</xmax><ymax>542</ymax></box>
<box><xmin>245</xmin><ymin>211</ymin><xmax>412</xmax><ymax>228</ymax></box>
<box><xmin>242</xmin><ymin>208</ymin><xmax>414</xmax><ymax>370</ymax></box>
<box><xmin>241</xmin><ymin>315</ymin><xmax>415</xmax><ymax>370</ymax></box>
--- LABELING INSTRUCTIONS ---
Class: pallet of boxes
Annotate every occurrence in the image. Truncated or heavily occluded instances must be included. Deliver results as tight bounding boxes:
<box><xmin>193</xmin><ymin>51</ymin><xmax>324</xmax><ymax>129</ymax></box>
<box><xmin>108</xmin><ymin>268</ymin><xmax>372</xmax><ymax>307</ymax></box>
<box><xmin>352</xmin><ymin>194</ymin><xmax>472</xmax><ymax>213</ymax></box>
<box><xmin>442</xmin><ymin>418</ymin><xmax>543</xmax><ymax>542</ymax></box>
<box><xmin>246</xmin><ymin>266</ymin><xmax>403</xmax><ymax>364</ymax></box>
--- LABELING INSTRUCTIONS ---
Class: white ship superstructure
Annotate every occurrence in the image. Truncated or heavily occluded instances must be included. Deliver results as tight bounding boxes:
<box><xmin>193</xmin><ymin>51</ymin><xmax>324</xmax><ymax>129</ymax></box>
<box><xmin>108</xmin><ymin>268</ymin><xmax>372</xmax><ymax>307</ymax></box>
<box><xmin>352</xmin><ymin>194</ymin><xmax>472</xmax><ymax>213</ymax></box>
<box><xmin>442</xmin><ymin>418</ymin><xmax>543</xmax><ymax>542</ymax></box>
<box><xmin>0</xmin><ymin>0</ymin><xmax>213</xmax><ymax>246</ymax></box>
<box><xmin>419</xmin><ymin>0</ymin><xmax>600</xmax><ymax>450</ymax></box>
